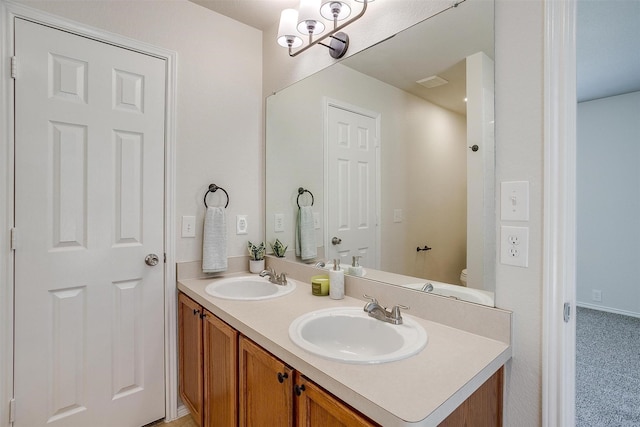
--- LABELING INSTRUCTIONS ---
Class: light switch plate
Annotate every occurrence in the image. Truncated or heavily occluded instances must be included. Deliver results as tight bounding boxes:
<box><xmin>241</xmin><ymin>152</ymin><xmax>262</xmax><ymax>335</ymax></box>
<box><xmin>501</xmin><ymin>181</ymin><xmax>529</xmax><ymax>221</ymax></box>
<box><xmin>236</xmin><ymin>215</ymin><xmax>248</xmax><ymax>235</ymax></box>
<box><xmin>274</xmin><ymin>213</ymin><xmax>284</xmax><ymax>233</ymax></box>
<box><xmin>181</xmin><ymin>215</ymin><xmax>196</xmax><ymax>238</ymax></box>
<box><xmin>393</xmin><ymin>209</ymin><xmax>403</xmax><ymax>223</ymax></box>
<box><xmin>313</xmin><ymin>212</ymin><xmax>321</xmax><ymax>229</ymax></box>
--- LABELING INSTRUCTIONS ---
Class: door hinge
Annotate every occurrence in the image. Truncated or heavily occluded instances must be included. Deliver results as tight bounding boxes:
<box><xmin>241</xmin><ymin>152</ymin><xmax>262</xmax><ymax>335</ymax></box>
<box><xmin>563</xmin><ymin>302</ymin><xmax>571</xmax><ymax>323</ymax></box>
<box><xmin>163</xmin><ymin>253</ymin><xmax>166</xmax><ymax>263</ymax></box>
<box><xmin>10</xmin><ymin>227</ymin><xmax>17</xmax><ymax>250</ymax></box>
<box><xmin>10</xmin><ymin>56</ymin><xmax>17</xmax><ymax>79</ymax></box>
<box><xmin>9</xmin><ymin>398</ymin><xmax>15</xmax><ymax>423</ymax></box>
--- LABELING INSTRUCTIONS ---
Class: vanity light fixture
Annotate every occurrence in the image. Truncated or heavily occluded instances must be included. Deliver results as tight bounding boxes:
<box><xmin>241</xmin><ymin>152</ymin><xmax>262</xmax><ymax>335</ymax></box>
<box><xmin>277</xmin><ymin>0</ymin><xmax>371</xmax><ymax>59</ymax></box>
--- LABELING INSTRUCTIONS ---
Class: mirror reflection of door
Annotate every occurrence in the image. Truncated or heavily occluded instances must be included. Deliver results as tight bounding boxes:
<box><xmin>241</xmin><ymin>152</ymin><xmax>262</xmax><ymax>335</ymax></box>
<box><xmin>325</xmin><ymin>101</ymin><xmax>380</xmax><ymax>269</ymax></box>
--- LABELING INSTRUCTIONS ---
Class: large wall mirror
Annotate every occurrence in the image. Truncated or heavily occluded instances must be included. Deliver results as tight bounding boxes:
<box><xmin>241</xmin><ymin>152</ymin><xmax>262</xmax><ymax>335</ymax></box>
<box><xmin>266</xmin><ymin>0</ymin><xmax>496</xmax><ymax>306</ymax></box>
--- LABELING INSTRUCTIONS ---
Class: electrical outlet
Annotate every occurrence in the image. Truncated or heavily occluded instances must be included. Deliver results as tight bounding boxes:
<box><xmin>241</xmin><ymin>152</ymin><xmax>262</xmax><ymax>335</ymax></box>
<box><xmin>592</xmin><ymin>290</ymin><xmax>602</xmax><ymax>302</ymax></box>
<box><xmin>500</xmin><ymin>225</ymin><xmax>529</xmax><ymax>267</ymax></box>
<box><xmin>181</xmin><ymin>215</ymin><xmax>196</xmax><ymax>238</ymax></box>
<box><xmin>274</xmin><ymin>213</ymin><xmax>284</xmax><ymax>233</ymax></box>
<box><xmin>236</xmin><ymin>215</ymin><xmax>248</xmax><ymax>235</ymax></box>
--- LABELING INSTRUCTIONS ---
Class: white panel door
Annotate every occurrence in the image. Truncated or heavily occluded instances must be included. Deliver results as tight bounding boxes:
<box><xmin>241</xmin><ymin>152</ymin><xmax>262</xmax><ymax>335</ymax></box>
<box><xmin>326</xmin><ymin>104</ymin><xmax>379</xmax><ymax>269</ymax></box>
<box><xmin>13</xmin><ymin>18</ymin><xmax>166</xmax><ymax>427</ymax></box>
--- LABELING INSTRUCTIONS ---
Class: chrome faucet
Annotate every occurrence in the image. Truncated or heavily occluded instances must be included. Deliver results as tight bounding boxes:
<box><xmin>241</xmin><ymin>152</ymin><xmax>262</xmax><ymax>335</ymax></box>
<box><xmin>259</xmin><ymin>267</ymin><xmax>288</xmax><ymax>286</ymax></box>
<box><xmin>363</xmin><ymin>295</ymin><xmax>409</xmax><ymax>325</ymax></box>
<box><xmin>314</xmin><ymin>261</ymin><xmax>326</xmax><ymax>268</ymax></box>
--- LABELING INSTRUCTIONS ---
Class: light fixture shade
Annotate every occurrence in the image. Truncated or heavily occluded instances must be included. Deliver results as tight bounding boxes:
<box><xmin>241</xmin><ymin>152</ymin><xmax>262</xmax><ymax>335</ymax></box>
<box><xmin>297</xmin><ymin>0</ymin><xmax>326</xmax><ymax>35</ymax></box>
<box><xmin>277</xmin><ymin>9</ymin><xmax>303</xmax><ymax>48</ymax></box>
<box><xmin>320</xmin><ymin>0</ymin><xmax>352</xmax><ymax>20</ymax></box>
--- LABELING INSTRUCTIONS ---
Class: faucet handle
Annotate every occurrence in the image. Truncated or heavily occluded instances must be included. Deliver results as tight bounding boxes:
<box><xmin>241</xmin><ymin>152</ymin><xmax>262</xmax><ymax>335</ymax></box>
<box><xmin>390</xmin><ymin>304</ymin><xmax>409</xmax><ymax>322</ymax></box>
<box><xmin>363</xmin><ymin>294</ymin><xmax>378</xmax><ymax>304</ymax></box>
<box><xmin>278</xmin><ymin>272</ymin><xmax>287</xmax><ymax>284</ymax></box>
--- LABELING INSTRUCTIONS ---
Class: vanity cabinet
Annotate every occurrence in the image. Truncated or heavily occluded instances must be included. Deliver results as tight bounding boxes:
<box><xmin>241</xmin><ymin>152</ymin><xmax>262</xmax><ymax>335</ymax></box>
<box><xmin>239</xmin><ymin>337</ymin><xmax>294</xmax><ymax>426</ymax></box>
<box><xmin>179</xmin><ymin>293</ymin><xmax>376</xmax><ymax>427</ymax></box>
<box><xmin>179</xmin><ymin>292</ymin><xmax>503</xmax><ymax>427</ymax></box>
<box><xmin>238</xmin><ymin>337</ymin><xmax>377</xmax><ymax>427</ymax></box>
<box><xmin>438</xmin><ymin>367</ymin><xmax>503</xmax><ymax>427</ymax></box>
<box><xmin>178</xmin><ymin>293</ymin><xmax>204</xmax><ymax>424</ymax></box>
<box><xmin>294</xmin><ymin>373</ymin><xmax>378</xmax><ymax>427</ymax></box>
<box><xmin>178</xmin><ymin>293</ymin><xmax>238</xmax><ymax>427</ymax></box>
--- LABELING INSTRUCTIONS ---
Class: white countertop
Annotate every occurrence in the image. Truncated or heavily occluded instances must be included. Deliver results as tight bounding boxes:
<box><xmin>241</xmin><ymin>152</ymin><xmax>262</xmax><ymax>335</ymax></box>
<box><xmin>178</xmin><ymin>273</ymin><xmax>511</xmax><ymax>427</ymax></box>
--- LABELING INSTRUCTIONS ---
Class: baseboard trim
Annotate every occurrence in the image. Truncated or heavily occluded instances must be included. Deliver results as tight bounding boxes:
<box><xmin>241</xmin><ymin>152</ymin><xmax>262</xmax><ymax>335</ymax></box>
<box><xmin>176</xmin><ymin>404</ymin><xmax>190</xmax><ymax>419</ymax></box>
<box><xmin>577</xmin><ymin>302</ymin><xmax>640</xmax><ymax>319</ymax></box>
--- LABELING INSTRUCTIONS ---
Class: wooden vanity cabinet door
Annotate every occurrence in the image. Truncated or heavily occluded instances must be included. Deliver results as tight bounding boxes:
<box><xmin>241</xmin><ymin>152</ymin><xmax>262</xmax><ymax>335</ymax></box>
<box><xmin>438</xmin><ymin>367</ymin><xmax>503</xmax><ymax>427</ymax></box>
<box><xmin>203</xmin><ymin>310</ymin><xmax>238</xmax><ymax>427</ymax></box>
<box><xmin>294</xmin><ymin>373</ymin><xmax>379</xmax><ymax>427</ymax></box>
<box><xmin>178</xmin><ymin>293</ymin><xmax>204</xmax><ymax>426</ymax></box>
<box><xmin>239</xmin><ymin>337</ymin><xmax>294</xmax><ymax>427</ymax></box>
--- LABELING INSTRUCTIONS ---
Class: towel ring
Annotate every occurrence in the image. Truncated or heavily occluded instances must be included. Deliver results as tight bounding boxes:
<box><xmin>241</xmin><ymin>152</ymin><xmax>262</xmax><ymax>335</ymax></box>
<box><xmin>204</xmin><ymin>184</ymin><xmax>229</xmax><ymax>208</ymax></box>
<box><xmin>297</xmin><ymin>187</ymin><xmax>314</xmax><ymax>208</ymax></box>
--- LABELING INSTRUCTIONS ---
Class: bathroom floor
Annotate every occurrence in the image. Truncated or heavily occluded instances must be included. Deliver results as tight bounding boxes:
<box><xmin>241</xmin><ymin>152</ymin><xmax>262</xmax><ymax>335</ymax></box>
<box><xmin>576</xmin><ymin>307</ymin><xmax>640</xmax><ymax>426</ymax></box>
<box><xmin>148</xmin><ymin>414</ymin><xmax>197</xmax><ymax>427</ymax></box>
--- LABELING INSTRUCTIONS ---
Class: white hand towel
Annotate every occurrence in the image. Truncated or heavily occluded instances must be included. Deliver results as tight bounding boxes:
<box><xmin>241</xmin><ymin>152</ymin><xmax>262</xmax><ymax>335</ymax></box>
<box><xmin>295</xmin><ymin>206</ymin><xmax>317</xmax><ymax>261</ymax></box>
<box><xmin>202</xmin><ymin>207</ymin><xmax>227</xmax><ymax>273</ymax></box>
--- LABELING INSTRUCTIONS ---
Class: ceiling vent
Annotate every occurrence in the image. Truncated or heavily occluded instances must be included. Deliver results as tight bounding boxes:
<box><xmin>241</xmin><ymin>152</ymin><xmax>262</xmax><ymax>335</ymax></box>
<box><xmin>416</xmin><ymin>75</ymin><xmax>449</xmax><ymax>89</ymax></box>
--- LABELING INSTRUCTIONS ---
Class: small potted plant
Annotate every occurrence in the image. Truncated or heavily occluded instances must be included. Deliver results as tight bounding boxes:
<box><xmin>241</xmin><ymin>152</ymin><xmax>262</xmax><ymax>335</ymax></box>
<box><xmin>247</xmin><ymin>241</ymin><xmax>266</xmax><ymax>273</ymax></box>
<box><xmin>270</xmin><ymin>239</ymin><xmax>288</xmax><ymax>258</ymax></box>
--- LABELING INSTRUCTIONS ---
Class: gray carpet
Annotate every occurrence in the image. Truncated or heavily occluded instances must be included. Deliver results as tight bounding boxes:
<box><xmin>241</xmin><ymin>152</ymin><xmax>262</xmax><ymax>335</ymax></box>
<box><xmin>576</xmin><ymin>307</ymin><xmax>640</xmax><ymax>426</ymax></box>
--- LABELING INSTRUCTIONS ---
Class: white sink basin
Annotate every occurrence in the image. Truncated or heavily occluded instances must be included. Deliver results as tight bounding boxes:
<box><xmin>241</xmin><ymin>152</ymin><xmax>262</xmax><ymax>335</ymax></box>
<box><xmin>289</xmin><ymin>307</ymin><xmax>427</xmax><ymax>364</ymax></box>
<box><xmin>205</xmin><ymin>276</ymin><xmax>296</xmax><ymax>301</ymax></box>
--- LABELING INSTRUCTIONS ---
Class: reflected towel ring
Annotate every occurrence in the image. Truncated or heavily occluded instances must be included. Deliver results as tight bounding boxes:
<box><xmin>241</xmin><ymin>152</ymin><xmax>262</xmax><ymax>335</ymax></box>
<box><xmin>297</xmin><ymin>187</ymin><xmax>314</xmax><ymax>208</ymax></box>
<box><xmin>204</xmin><ymin>184</ymin><xmax>229</xmax><ymax>208</ymax></box>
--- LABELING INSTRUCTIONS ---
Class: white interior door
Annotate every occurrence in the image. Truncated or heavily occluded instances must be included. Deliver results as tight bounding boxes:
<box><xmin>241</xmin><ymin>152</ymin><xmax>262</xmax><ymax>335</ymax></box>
<box><xmin>13</xmin><ymin>18</ymin><xmax>166</xmax><ymax>427</ymax></box>
<box><xmin>326</xmin><ymin>103</ymin><xmax>379</xmax><ymax>269</ymax></box>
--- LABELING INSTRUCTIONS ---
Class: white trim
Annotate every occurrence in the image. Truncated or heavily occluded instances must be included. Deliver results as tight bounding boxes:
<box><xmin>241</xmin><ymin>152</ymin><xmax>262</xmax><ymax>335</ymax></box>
<box><xmin>323</xmin><ymin>98</ymin><xmax>382</xmax><ymax>269</ymax></box>
<box><xmin>0</xmin><ymin>1</ymin><xmax>179</xmax><ymax>424</ymax></box>
<box><xmin>542</xmin><ymin>0</ymin><xmax>577</xmax><ymax>426</ymax></box>
<box><xmin>0</xmin><ymin>3</ymin><xmax>16</xmax><ymax>427</ymax></box>
<box><xmin>576</xmin><ymin>303</ymin><xmax>640</xmax><ymax>319</ymax></box>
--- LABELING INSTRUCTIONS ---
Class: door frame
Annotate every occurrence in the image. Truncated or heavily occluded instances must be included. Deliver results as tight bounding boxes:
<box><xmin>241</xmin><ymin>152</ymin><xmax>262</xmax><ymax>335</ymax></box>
<box><xmin>0</xmin><ymin>1</ymin><xmax>179</xmax><ymax>424</ymax></box>
<box><xmin>542</xmin><ymin>0</ymin><xmax>577</xmax><ymax>425</ymax></box>
<box><xmin>323</xmin><ymin>98</ymin><xmax>381</xmax><ymax>269</ymax></box>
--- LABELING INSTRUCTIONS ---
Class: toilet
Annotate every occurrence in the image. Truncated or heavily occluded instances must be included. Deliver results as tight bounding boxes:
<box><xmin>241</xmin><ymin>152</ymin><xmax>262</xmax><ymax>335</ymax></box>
<box><xmin>460</xmin><ymin>269</ymin><xmax>468</xmax><ymax>287</ymax></box>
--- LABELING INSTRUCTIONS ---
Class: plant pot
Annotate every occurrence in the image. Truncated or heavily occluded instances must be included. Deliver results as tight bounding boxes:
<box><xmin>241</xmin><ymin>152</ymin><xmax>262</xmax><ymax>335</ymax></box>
<box><xmin>249</xmin><ymin>259</ymin><xmax>265</xmax><ymax>274</ymax></box>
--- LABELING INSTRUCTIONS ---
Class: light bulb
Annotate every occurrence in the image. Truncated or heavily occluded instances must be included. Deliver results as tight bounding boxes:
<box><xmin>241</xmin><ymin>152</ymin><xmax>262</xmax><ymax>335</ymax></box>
<box><xmin>320</xmin><ymin>0</ymin><xmax>352</xmax><ymax>21</ymax></box>
<box><xmin>277</xmin><ymin>9</ymin><xmax>303</xmax><ymax>48</ymax></box>
<box><xmin>297</xmin><ymin>0</ymin><xmax>325</xmax><ymax>35</ymax></box>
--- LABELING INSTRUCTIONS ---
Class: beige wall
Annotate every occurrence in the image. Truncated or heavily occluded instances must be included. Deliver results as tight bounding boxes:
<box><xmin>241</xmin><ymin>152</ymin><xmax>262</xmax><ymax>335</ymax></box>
<box><xmin>494</xmin><ymin>1</ymin><xmax>543</xmax><ymax>425</ymax></box>
<box><xmin>15</xmin><ymin>0</ymin><xmax>264</xmax><ymax>262</ymax></box>
<box><xmin>264</xmin><ymin>0</ymin><xmax>545</xmax><ymax>425</ymax></box>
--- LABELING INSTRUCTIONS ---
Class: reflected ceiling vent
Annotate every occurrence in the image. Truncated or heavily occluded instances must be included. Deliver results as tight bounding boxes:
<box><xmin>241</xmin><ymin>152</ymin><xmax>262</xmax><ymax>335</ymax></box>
<box><xmin>416</xmin><ymin>75</ymin><xmax>449</xmax><ymax>89</ymax></box>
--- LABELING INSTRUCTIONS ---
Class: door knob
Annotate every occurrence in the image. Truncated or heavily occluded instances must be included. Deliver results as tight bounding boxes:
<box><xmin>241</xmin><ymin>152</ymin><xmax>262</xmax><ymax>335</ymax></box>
<box><xmin>331</xmin><ymin>237</ymin><xmax>342</xmax><ymax>245</ymax></box>
<box><xmin>145</xmin><ymin>254</ymin><xmax>159</xmax><ymax>266</ymax></box>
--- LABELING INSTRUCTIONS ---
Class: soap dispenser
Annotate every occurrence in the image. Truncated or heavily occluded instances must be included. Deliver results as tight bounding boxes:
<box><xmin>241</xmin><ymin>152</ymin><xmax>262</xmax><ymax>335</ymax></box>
<box><xmin>329</xmin><ymin>259</ymin><xmax>344</xmax><ymax>300</ymax></box>
<box><xmin>349</xmin><ymin>256</ymin><xmax>363</xmax><ymax>277</ymax></box>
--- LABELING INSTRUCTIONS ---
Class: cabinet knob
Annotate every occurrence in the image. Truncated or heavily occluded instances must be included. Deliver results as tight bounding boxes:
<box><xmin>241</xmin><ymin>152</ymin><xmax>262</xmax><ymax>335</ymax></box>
<box><xmin>277</xmin><ymin>372</ymin><xmax>289</xmax><ymax>383</ymax></box>
<box><xmin>193</xmin><ymin>308</ymin><xmax>200</xmax><ymax>316</ymax></box>
<box><xmin>294</xmin><ymin>384</ymin><xmax>306</xmax><ymax>396</ymax></box>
